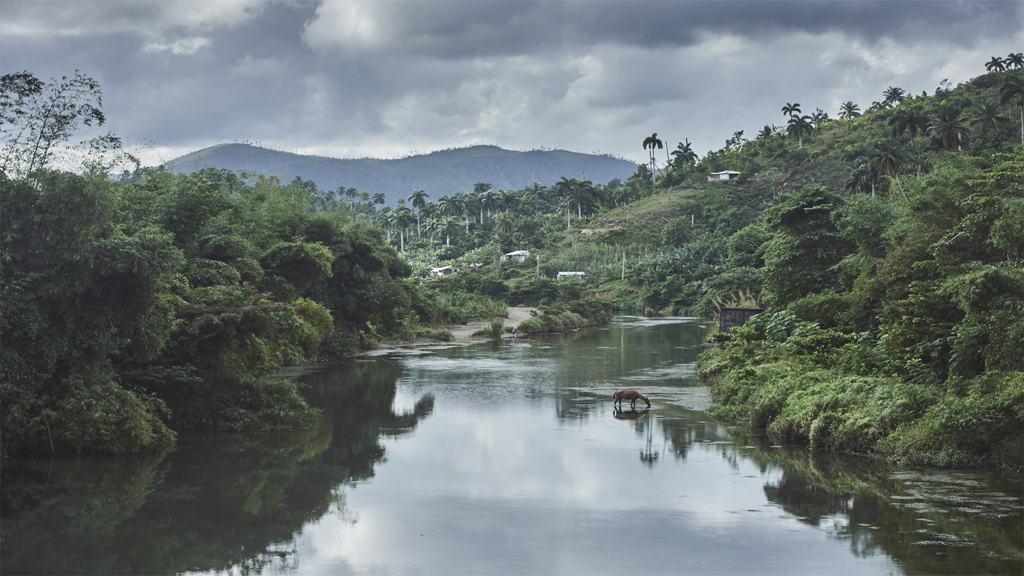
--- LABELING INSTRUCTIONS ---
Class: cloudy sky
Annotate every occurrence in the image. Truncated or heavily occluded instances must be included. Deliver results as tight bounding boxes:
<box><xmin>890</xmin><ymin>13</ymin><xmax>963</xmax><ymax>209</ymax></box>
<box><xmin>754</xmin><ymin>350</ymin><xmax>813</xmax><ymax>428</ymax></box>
<box><xmin>2</xmin><ymin>0</ymin><xmax>1021</xmax><ymax>168</ymax></box>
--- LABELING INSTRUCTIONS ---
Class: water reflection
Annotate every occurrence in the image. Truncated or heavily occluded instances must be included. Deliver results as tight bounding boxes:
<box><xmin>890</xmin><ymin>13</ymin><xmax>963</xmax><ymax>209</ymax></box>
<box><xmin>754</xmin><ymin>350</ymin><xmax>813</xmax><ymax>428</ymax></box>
<box><xmin>1</xmin><ymin>360</ymin><xmax>433</xmax><ymax>575</ymax></box>
<box><xmin>2</xmin><ymin>318</ymin><xmax>1020</xmax><ymax>575</ymax></box>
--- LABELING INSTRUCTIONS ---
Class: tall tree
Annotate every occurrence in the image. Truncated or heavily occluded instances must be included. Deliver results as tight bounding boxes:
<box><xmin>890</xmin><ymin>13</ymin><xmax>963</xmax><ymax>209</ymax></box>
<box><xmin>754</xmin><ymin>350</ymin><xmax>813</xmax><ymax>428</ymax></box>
<box><xmin>786</xmin><ymin>114</ymin><xmax>814</xmax><ymax>149</ymax></box>
<box><xmin>929</xmin><ymin>101</ymin><xmax>968</xmax><ymax>151</ymax></box>
<box><xmin>882</xmin><ymin>86</ymin><xmax>907</xmax><ymax>107</ymax></box>
<box><xmin>371</xmin><ymin>192</ymin><xmax>386</xmax><ymax>209</ymax></box>
<box><xmin>781</xmin><ymin>102</ymin><xmax>801</xmax><ymax>117</ymax></box>
<box><xmin>671</xmin><ymin>139</ymin><xmax>698</xmax><ymax>168</ymax></box>
<box><xmin>888</xmin><ymin>106</ymin><xmax>929</xmax><ymax>145</ymax></box>
<box><xmin>839</xmin><ymin>101</ymin><xmax>861</xmax><ymax>119</ymax></box>
<box><xmin>999</xmin><ymin>73</ymin><xmax>1024</xmax><ymax>145</ymax></box>
<box><xmin>1007</xmin><ymin>52</ymin><xmax>1024</xmax><ymax>69</ymax></box>
<box><xmin>642</xmin><ymin>133</ymin><xmax>663</xmax><ymax>183</ymax></box>
<box><xmin>868</xmin><ymin>139</ymin><xmax>905</xmax><ymax>187</ymax></box>
<box><xmin>845</xmin><ymin>157</ymin><xmax>878</xmax><ymax>197</ymax></box>
<box><xmin>970</xmin><ymin>100</ymin><xmax>1009</xmax><ymax>135</ymax></box>
<box><xmin>986</xmin><ymin>56</ymin><xmax>1007</xmax><ymax>72</ymax></box>
<box><xmin>0</xmin><ymin>71</ymin><xmax>109</xmax><ymax>178</ymax></box>
<box><xmin>409</xmin><ymin>188</ymin><xmax>428</xmax><ymax>238</ymax></box>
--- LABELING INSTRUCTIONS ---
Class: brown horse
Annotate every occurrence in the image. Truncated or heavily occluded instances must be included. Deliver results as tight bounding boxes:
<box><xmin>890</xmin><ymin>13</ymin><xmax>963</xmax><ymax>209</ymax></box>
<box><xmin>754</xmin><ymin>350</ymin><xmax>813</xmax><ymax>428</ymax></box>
<box><xmin>612</xmin><ymin>390</ymin><xmax>651</xmax><ymax>410</ymax></box>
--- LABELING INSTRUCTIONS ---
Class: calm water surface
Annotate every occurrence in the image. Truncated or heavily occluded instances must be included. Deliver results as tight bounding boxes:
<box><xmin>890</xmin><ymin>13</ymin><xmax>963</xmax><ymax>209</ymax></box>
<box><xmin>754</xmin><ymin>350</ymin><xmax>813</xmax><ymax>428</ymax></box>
<box><xmin>2</xmin><ymin>317</ymin><xmax>1021</xmax><ymax>575</ymax></box>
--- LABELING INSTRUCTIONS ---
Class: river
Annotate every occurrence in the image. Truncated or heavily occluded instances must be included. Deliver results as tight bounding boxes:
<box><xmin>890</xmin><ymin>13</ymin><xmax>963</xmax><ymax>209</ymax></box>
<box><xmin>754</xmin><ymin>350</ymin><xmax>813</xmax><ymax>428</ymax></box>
<box><xmin>2</xmin><ymin>317</ymin><xmax>1021</xmax><ymax>575</ymax></box>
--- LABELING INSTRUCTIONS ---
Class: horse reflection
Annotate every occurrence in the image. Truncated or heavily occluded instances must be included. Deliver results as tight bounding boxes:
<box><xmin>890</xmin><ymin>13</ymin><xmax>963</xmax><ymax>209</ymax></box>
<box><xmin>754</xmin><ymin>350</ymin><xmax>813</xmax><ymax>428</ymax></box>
<box><xmin>613</xmin><ymin>408</ymin><xmax>650</xmax><ymax>421</ymax></box>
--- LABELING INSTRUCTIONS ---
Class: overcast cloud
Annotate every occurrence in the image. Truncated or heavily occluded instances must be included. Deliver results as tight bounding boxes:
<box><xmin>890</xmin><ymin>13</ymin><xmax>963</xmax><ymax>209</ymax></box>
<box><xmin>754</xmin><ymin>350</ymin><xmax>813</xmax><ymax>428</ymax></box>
<box><xmin>2</xmin><ymin>0</ymin><xmax>1021</xmax><ymax>172</ymax></box>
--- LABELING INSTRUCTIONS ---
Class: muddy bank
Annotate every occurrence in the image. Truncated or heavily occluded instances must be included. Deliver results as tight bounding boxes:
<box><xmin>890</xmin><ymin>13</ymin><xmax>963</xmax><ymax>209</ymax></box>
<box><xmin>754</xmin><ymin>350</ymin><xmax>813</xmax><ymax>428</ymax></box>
<box><xmin>446</xmin><ymin>307</ymin><xmax>535</xmax><ymax>340</ymax></box>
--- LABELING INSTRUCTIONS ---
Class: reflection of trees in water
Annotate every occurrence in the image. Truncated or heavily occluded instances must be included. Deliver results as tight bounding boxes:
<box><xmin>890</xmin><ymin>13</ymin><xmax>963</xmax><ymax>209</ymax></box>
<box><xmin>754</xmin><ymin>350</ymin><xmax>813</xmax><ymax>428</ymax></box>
<box><xmin>738</xmin><ymin>436</ymin><xmax>1024</xmax><ymax>575</ymax></box>
<box><xmin>0</xmin><ymin>360</ymin><xmax>434</xmax><ymax>575</ymax></box>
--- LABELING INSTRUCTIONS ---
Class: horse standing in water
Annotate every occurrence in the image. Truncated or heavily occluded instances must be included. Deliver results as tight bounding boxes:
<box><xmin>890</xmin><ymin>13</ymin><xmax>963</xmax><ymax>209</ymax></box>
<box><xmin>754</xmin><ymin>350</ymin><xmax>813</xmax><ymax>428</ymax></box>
<box><xmin>612</xmin><ymin>390</ymin><xmax>651</xmax><ymax>410</ymax></box>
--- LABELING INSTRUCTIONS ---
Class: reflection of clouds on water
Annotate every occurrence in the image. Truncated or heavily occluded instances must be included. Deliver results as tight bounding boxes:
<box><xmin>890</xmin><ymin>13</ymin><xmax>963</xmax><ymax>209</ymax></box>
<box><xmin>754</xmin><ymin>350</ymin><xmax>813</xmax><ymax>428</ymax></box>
<box><xmin>614</xmin><ymin>316</ymin><xmax>702</xmax><ymax>327</ymax></box>
<box><xmin>619</xmin><ymin>362</ymin><xmax>698</xmax><ymax>383</ymax></box>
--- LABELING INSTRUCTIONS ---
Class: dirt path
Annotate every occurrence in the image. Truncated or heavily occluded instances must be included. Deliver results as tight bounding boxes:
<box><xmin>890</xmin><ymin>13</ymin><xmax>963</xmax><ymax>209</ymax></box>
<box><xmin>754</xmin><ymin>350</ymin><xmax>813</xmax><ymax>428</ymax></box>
<box><xmin>447</xmin><ymin>307</ymin><xmax>535</xmax><ymax>340</ymax></box>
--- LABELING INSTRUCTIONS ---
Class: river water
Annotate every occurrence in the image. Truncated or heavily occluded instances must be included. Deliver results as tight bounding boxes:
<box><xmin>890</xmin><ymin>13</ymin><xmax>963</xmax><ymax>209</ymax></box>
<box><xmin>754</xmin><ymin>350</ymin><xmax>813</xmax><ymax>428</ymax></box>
<box><xmin>2</xmin><ymin>317</ymin><xmax>1021</xmax><ymax>575</ymax></box>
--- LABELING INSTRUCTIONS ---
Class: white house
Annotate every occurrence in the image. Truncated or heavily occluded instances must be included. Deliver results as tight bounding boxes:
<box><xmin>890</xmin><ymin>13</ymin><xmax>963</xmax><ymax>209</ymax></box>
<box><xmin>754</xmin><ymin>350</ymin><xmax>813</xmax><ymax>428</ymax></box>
<box><xmin>429</xmin><ymin>265</ymin><xmax>460</xmax><ymax>277</ymax></box>
<box><xmin>708</xmin><ymin>170</ymin><xmax>740</xmax><ymax>181</ymax></box>
<box><xmin>500</xmin><ymin>249</ymin><xmax>530</xmax><ymax>263</ymax></box>
<box><xmin>557</xmin><ymin>271</ymin><xmax>586</xmax><ymax>281</ymax></box>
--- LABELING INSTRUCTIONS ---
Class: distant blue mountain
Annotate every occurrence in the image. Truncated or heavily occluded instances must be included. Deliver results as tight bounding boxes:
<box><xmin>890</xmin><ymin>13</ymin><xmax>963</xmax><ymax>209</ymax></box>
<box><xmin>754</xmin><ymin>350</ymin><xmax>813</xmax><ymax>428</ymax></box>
<box><xmin>165</xmin><ymin>143</ymin><xmax>637</xmax><ymax>205</ymax></box>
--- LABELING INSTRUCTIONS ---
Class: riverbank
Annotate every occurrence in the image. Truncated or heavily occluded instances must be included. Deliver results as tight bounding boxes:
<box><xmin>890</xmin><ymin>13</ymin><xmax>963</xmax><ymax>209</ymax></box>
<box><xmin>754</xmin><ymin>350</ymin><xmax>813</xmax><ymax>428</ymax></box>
<box><xmin>697</xmin><ymin>311</ymin><xmax>1024</xmax><ymax>470</ymax></box>
<box><xmin>444</xmin><ymin>306</ymin><xmax>536</xmax><ymax>340</ymax></box>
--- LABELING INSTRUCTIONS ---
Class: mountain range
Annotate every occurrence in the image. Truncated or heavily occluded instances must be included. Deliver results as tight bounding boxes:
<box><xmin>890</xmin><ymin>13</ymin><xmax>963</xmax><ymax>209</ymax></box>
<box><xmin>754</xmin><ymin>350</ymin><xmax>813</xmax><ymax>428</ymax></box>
<box><xmin>165</xmin><ymin>143</ymin><xmax>637</xmax><ymax>205</ymax></box>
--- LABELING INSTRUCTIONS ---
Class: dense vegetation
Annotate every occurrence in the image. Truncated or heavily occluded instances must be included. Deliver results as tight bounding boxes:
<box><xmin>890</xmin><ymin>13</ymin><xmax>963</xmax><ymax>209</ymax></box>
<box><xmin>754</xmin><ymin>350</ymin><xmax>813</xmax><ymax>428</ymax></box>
<box><xmin>4</xmin><ymin>59</ymin><xmax>1022</xmax><ymax>466</ymax></box>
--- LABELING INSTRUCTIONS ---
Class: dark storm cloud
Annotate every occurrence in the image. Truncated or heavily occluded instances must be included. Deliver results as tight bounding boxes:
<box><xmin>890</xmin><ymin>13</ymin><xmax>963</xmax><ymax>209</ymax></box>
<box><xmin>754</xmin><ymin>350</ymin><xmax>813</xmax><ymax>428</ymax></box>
<box><xmin>304</xmin><ymin>1</ymin><xmax>1021</xmax><ymax>57</ymax></box>
<box><xmin>2</xmin><ymin>0</ymin><xmax>1021</xmax><ymax>165</ymax></box>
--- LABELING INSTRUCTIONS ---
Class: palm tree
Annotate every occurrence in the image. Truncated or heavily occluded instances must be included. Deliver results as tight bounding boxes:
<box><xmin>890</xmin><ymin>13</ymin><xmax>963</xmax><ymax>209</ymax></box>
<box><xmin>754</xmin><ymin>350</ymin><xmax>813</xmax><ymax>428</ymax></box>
<box><xmin>499</xmin><ymin>189</ymin><xmax>517</xmax><ymax>213</ymax></box>
<box><xmin>567</xmin><ymin>179</ymin><xmax>596</xmax><ymax>218</ymax></box>
<box><xmin>868</xmin><ymin>140</ymin><xmax>904</xmax><ymax>181</ymax></box>
<box><xmin>840</xmin><ymin>143</ymin><xmax>868</xmax><ymax>165</ymax></box>
<box><xmin>929</xmin><ymin>101</ymin><xmax>968</xmax><ymax>151</ymax></box>
<box><xmin>869</xmin><ymin>139</ymin><xmax>906</xmax><ymax>200</ymax></box>
<box><xmin>459</xmin><ymin>192</ymin><xmax>477</xmax><ymax>231</ymax></box>
<box><xmin>409</xmin><ymin>189</ymin><xmax>428</xmax><ymax>238</ymax></box>
<box><xmin>495</xmin><ymin>213</ymin><xmax>514</xmax><ymax>236</ymax></box>
<box><xmin>372</xmin><ymin>192</ymin><xmax>386</xmax><ymax>209</ymax></box>
<box><xmin>642</xmin><ymin>133</ymin><xmax>663</xmax><ymax>183</ymax></box>
<box><xmin>481</xmin><ymin>188</ymin><xmax>499</xmax><ymax>219</ymax></box>
<box><xmin>781</xmin><ymin>102</ymin><xmax>801</xmax><ymax>117</ymax></box>
<box><xmin>523</xmin><ymin>182</ymin><xmax>548</xmax><ymax>205</ymax></box>
<box><xmin>786</xmin><ymin>114</ymin><xmax>814</xmax><ymax>149</ymax></box>
<box><xmin>888</xmin><ymin>106</ymin><xmax>929</xmax><ymax>145</ymax></box>
<box><xmin>671</xmin><ymin>139</ymin><xmax>698</xmax><ymax>168</ymax></box>
<box><xmin>999</xmin><ymin>73</ymin><xmax>1024</xmax><ymax>145</ymax></box>
<box><xmin>970</xmin><ymin>100</ymin><xmax>1009</xmax><ymax>135</ymax></box>
<box><xmin>845</xmin><ymin>157</ymin><xmax>878</xmax><ymax>197</ymax></box>
<box><xmin>381</xmin><ymin>209</ymin><xmax>397</xmax><ymax>241</ymax></box>
<box><xmin>552</xmin><ymin>176</ymin><xmax>576</xmax><ymax>228</ymax></box>
<box><xmin>986</xmin><ymin>56</ymin><xmax>1007</xmax><ymax>72</ymax></box>
<box><xmin>883</xmin><ymin>86</ymin><xmax>907</xmax><ymax>107</ymax></box>
<box><xmin>1007</xmin><ymin>53</ymin><xmax>1024</xmax><ymax>69</ymax></box>
<box><xmin>440</xmin><ymin>216</ymin><xmax>459</xmax><ymax>246</ymax></box>
<box><xmin>903</xmin><ymin>143</ymin><xmax>930</xmax><ymax>179</ymax></box>
<box><xmin>395</xmin><ymin>207</ymin><xmax>414</xmax><ymax>250</ymax></box>
<box><xmin>839</xmin><ymin>101</ymin><xmax>861</xmax><ymax>120</ymax></box>
<box><xmin>867</xmin><ymin>101</ymin><xmax>889</xmax><ymax>113</ymax></box>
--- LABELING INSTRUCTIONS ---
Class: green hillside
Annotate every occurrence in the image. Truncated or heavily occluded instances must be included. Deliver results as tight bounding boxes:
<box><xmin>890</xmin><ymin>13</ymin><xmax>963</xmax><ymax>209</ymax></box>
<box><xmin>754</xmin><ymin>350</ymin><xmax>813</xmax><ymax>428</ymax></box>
<box><xmin>400</xmin><ymin>66</ymin><xmax>1024</xmax><ymax>469</ymax></box>
<box><xmin>165</xmin><ymin>143</ymin><xmax>637</xmax><ymax>206</ymax></box>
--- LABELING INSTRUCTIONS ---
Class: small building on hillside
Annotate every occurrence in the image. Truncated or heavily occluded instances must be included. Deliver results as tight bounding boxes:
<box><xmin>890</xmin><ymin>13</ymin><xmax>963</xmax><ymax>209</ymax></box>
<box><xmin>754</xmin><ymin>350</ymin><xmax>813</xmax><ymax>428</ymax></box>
<box><xmin>429</xmin><ymin>265</ymin><xmax>460</xmax><ymax>277</ymax></box>
<box><xmin>708</xmin><ymin>170</ymin><xmax>740</xmax><ymax>181</ymax></box>
<box><xmin>500</xmin><ymin>250</ymin><xmax>530</xmax><ymax>263</ymax></box>
<box><xmin>557</xmin><ymin>271</ymin><xmax>586</xmax><ymax>282</ymax></box>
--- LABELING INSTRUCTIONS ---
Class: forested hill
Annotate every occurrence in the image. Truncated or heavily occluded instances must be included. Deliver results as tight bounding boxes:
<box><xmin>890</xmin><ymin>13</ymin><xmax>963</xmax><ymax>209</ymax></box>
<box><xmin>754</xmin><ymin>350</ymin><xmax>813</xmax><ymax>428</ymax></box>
<box><xmin>165</xmin><ymin>143</ymin><xmax>637</xmax><ymax>204</ymax></box>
